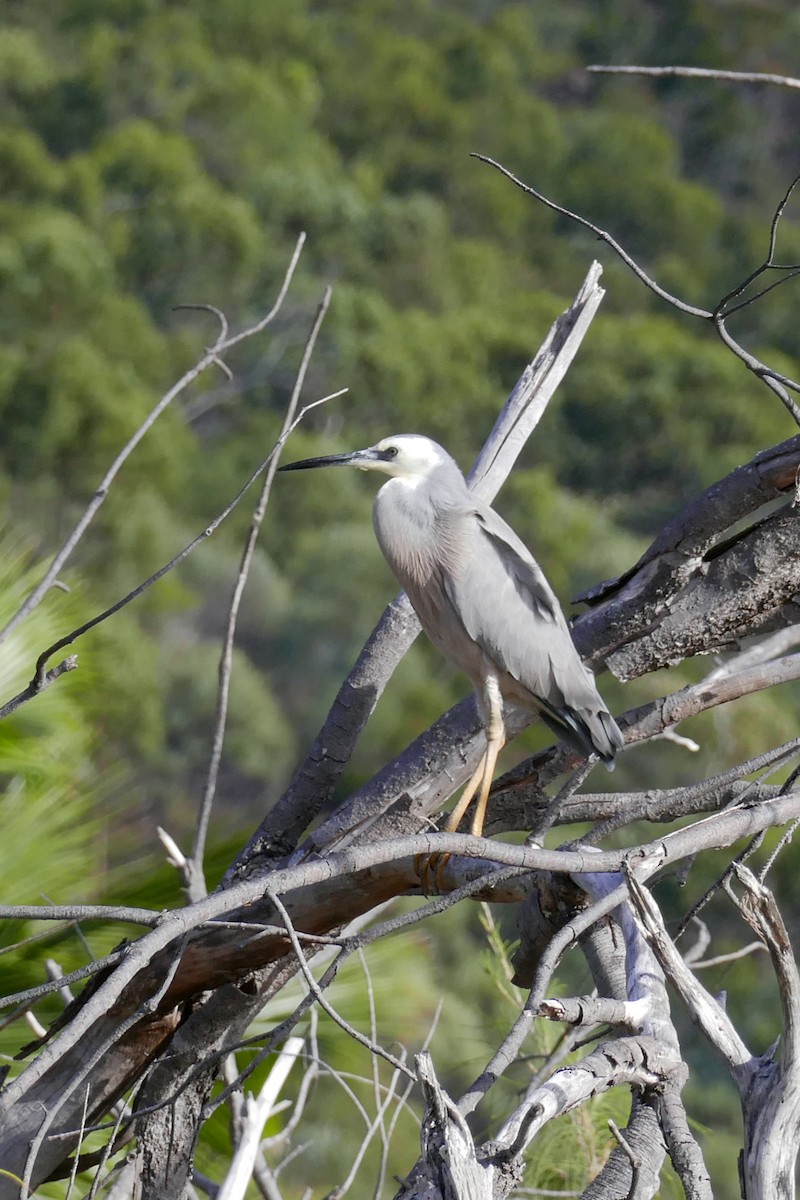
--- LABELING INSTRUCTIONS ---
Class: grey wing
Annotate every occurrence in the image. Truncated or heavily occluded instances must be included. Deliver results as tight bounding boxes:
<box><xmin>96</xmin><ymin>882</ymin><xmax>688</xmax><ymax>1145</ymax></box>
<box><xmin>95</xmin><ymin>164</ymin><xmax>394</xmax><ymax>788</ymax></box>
<box><xmin>445</xmin><ymin>502</ymin><xmax>622</xmax><ymax>760</ymax></box>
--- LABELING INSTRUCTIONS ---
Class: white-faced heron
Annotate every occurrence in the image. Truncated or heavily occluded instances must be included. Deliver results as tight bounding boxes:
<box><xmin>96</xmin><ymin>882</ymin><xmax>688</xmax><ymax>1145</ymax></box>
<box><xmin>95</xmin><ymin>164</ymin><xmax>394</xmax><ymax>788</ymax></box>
<box><xmin>280</xmin><ymin>434</ymin><xmax>623</xmax><ymax>838</ymax></box>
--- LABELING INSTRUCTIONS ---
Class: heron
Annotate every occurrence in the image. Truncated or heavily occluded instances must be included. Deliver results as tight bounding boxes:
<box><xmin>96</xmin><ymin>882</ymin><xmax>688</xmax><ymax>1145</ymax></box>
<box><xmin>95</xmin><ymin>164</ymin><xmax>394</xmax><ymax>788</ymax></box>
<box><xmin>279</xmin><ymin>434</ymin><xmax>623</xmax><ymax>839</ymax></box>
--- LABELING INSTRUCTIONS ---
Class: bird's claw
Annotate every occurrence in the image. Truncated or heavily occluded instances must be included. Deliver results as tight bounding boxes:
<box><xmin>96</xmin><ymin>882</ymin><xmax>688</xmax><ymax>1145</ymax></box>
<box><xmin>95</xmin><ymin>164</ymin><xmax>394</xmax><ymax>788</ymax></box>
<box><xmin>415</xmin><ymin>849</ymin><xmax>451</xmax><ymax>894</ymax></box>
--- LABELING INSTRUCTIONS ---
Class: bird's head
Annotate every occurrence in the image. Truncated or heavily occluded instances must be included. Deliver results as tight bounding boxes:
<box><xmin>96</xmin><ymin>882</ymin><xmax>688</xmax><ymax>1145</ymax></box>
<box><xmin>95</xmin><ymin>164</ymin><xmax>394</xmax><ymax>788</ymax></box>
<box><xmin>279</xmin><ymin>434</ymin><xmax>453</xmax><ymax>483</ymax></box>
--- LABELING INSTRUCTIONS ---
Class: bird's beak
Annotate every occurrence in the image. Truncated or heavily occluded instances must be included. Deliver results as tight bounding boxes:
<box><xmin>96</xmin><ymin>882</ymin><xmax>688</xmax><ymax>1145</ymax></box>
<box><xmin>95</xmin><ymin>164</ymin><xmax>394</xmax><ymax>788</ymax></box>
<box><xmin>278</xmin><ymin>447</ymin><xmax>380</xmax><ymax>472</ymax></box>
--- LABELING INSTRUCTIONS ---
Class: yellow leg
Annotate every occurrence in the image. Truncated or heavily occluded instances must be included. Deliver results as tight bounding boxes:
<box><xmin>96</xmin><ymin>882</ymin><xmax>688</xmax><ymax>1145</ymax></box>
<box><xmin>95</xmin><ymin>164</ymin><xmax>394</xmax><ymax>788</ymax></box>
<box><xmin>418</xmin><ymin>675</ymin><xmax>506</xmax><ymax>893</ymax></box>
<box><xmin>443</xmin><ymin>756</ymin><xmax>486</xmax><ymax>833</ymax></box>
<box><xmin>469</xmin><ymin>674</ymin><xmax>505</xmax><ymax>838</ymax></box>
<box><xmin>469</xmin><ymin>732</ymin><xmax>503</xmax><ymax>837</ymax></box>
<box><xmin>417</xmin><ymin>756</ymin><xmax>484</xmax><ymax>894</ymax></box>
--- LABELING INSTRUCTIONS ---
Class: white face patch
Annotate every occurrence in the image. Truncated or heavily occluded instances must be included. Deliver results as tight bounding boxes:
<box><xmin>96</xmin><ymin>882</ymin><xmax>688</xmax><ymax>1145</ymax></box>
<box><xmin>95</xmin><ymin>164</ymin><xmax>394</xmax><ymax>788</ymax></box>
<box><xmin>372</xmin><ymin>435</ymin><xmax>446</xmax><ymax>482</ymax></box>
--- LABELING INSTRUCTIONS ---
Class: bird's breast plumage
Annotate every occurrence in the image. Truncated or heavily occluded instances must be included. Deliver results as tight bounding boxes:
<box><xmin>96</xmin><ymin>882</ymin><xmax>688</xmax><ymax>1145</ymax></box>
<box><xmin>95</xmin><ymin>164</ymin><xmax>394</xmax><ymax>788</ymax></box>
<box><xmin>372</xmin><ymin>475</ymin><xmax>494</xmax><ymax>686</ymax></box>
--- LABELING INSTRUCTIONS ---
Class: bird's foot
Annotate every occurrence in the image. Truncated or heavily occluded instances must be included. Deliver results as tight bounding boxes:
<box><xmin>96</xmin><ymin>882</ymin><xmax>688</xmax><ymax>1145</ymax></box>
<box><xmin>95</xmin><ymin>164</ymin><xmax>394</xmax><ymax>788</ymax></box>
<box><xmin>414</xmin><ymin>849</ymin><xmax>451</xmax><ymax>895</ymax></box>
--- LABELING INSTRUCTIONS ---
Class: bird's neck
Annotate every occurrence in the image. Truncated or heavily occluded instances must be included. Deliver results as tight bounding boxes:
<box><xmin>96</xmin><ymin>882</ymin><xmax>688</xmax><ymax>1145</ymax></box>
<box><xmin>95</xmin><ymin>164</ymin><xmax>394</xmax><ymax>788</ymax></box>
<box><xmin>373</xmin><ymin>476</ymin><xmax>473</xmax><ymax>587</ymax></box>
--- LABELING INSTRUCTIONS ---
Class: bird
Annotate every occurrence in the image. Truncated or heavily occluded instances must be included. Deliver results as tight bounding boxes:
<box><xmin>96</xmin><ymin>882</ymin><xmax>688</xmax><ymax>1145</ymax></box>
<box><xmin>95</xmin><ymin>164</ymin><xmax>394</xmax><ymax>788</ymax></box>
<box><xmin>279</xmin><ymin>434</ymin><xmax>623</xmax><ymax>839</ymax></box>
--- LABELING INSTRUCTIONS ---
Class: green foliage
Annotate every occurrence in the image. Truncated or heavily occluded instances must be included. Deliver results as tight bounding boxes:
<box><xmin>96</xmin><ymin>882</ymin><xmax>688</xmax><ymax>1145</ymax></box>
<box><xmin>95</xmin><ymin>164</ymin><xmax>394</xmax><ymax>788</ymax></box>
<box><xmin>2</xmin><ymin>0</ymin><xmax>800</xmax><ymax>1191</ymax></box>
<box><xmin>0</xmin><ymin>541</ymin><xmax>116</xmax><ymax>1070</ymax></box>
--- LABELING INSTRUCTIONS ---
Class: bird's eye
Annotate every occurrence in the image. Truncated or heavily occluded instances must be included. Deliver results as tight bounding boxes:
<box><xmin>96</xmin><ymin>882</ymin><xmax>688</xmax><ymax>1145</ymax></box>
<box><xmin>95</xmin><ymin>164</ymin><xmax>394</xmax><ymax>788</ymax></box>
<box><xmin>384</xmin><ymin>446</ymin><xmax>399</xmax><ymax>458</ymax></box>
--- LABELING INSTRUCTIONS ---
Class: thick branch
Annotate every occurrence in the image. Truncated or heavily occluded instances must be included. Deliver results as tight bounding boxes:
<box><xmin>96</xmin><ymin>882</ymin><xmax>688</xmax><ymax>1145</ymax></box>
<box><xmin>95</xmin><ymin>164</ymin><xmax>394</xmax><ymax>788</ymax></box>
<box><xmin>6</xmin><ymin>790</ymin><xmax>800</xmax><ymax>1194</ymax></box>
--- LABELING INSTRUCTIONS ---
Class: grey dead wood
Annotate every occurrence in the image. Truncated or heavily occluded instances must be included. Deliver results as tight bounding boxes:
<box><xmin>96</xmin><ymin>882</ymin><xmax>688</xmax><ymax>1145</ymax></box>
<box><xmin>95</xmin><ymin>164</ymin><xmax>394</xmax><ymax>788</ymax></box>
<box><xmin>2</xmin><ymin>791</ymin><xmax>800</xmax><ymax>1192</ymax></box>
<box><xmin>486</xmin><ymin>661</ymin><xmax>800</xmax><ymax>841</ymax></box>
<box><xmin>588</xmin><ymin>64</ymin><xmax>800</xmax><ymax>90</ymax></box>
<box><xmin>580</xmin><ymin>872</ymin><xmax>712</xmax><ymax>1199</ymax></box>
<box><xmin>626</xmin><ymin>869</ymin><xmax>800</xmax><ymax>1199</ymax></box>
<box><xmin>598</xmin><ymin>502</ymin><xmax>800</xmax><ymax>681</ymax></box>
<box><xmin>492</xmin><ymin>1036</ymin><xmax>677</xmax><ymax>1157</ymax></box>
<box><xmin>538</xmin><ymin>995</ymin><xmax>647</xmax><ymax>1030</ymax></box>
<box><xmin>395</xmin><ymin>1053</ymin><xmax>495</xmax><ymax>1200</ymax></box>
<box><xmin>5</xmin><ymin>281</ymin><xmax>800</xmax><ymax>1195</ymax></box>
<box><xmin>732</xmin><ymin>866</ymin><xmax>800</xmax><ymax>1200</ymax></box>
<box><xmin>87</xmin><ymin>268</ymin><xmax>610</xmax><ymax>1200</ymax></box>
<box><xmin>294</xmin><ymin>438</ymin><xmax>800</xmax><ymax>856</ymax></box>
<box><xmin>236</xmin><ymin>261</ymin><xmax>606</xmax><ymax>871</ymax></box>
<box><xmin>580</xmin><ymin>1094</ymin><xmax>663</xmax><ymax>1200</ymax></box>
<box><xmin>574</xmin><ymin>435</ymin><xmax>800</xmax><ymax>674</ymax></box>
<box><xmin>134</xmin><ymin>980</ymin><xmax>289</xmax><ymax>1200</ymax></box>
<box><xmin>493</xmin><ymin>736</ymin><xmax>800</xmax><ymax>840</ymax></box>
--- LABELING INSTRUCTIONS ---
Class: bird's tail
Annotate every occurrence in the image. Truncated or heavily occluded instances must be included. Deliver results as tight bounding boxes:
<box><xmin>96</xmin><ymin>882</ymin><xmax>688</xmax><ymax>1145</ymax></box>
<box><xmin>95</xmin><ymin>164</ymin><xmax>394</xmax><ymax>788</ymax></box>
<box><xmin>537</xmin><ymin>700</ymin><xmax>624</xmax><ymax>769</ymax></box>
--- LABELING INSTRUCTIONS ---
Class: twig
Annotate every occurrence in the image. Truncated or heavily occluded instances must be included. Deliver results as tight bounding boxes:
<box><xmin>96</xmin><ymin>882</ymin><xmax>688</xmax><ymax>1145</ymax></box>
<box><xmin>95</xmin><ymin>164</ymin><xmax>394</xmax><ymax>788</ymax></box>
<box><xmin>267</xmin><ymin>891</ymin><xmax>414</xmax><ymax>1081</ymax></box>
<box><xmin>216</xmin><ymin>1037</ymin><xmax>303</xmax><ymax>1200</ymax></box>
<box><xmin>0</xmin><ymin>903</ymin><xmax>159</xmax><ymax>925</ymax></box>
<box><xmin>45</xmin><ymin>961</ymin><xmax>75</xmax><ymax>1009</ymax></box>
<box><xmin>187</xmin><ymin>286</ymin><xmax>334</xmax><ymax>900</ymax></box>
<box><xmin>471</xmin><ymin>154</ymin><xmax>709</xmax><ymax>319</ymax></box>
<box><xmin>23</xmin><ymin>388</ymin><xmax>345</xmax><ymax>701</ymax></box>
<box><xmin>329</xmin><ymin>1057</ymin><xmax>405</xmax><ymax>1200</ymax></box>
<box><xmin>607</xmin><ymin>1118</ymin><xmax>642</xmax><ymax>1196</ymax></box>
<box><xmin>472</xmin><ymin>153</ymin><xmax>800</xmax><ymax>425</ymax></box>
<box><xmin>85</xmin><ymin>1085</ymin><xmax>136</xmax><ymax>1200</ymax></box>
<box><xmin>1</xmin><ymin>950</ymin><xmax>126</xmax><ymax>1012</ymax></box>
<box><xmin>358</xmin><ymin>947</ymin><xmax>389</xmax><ymax>1194</ymax></box>
<box><xmin>0</xmin><ymin>656</ymin><xmax>78</xmax><ymax>720</ymax></box>
<box><xmin>588</xmin><ymin>64</ymin><xmax>800</xmax><ymax>90</ymax></box>
<box><xmin>526</xmin><ymin>759</ymin><xmax>595</xmax><ymax>843</ymax></box>
<box><xmin>675</xmin><ymin>753</ymin><xmax>800</xmax><ymax>937</ymax></box>
<box><xmin>759</xmin><ymin>761</ymin><xmax>800</xmax><ymax>880</ymax></box>
<box><xmin>0</xmin><ymin>235</ymin><xmax>306</xmax><ymax>648</ymax></box>
<box><xmin>690</xmin><ymin>942</ymin><xmax>768</xmax><ymax>970</ymax></box>
<box><xmin>65</xmin><ymin>1085</ymin><xmax>90</xmax><ymax>1200</ymax></box>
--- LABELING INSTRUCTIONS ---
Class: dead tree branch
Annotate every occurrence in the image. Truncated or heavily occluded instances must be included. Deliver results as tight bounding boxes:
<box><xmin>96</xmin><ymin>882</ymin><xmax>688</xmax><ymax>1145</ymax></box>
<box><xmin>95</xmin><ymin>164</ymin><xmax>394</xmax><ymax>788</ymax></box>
<box><xmin>472</xmin><ymin>153</ymin><xmax>800</xmax><ymax>424</ymax></box>
<box><xmin>588</xmin><ymin>64</ymin><xmax>800</xmax><ymax>91</ymax></box>
<box><xmin>238</xmin><ymin>260</ymin><xmax>607</xmax><ymax>865</ymax></box>
<box><xmin>0</xmin><ymin>235</ymin><xmax>306</xmax><ymax>648</ymax></box>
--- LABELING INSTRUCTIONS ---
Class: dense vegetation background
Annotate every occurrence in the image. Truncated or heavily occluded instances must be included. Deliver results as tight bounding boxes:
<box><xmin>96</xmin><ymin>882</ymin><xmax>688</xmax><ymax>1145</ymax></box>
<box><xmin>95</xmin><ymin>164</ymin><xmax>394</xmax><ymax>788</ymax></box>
<box><xmin>2</xmin><ymin>0</ymin><xmax>800</xmax><ymax>1194</ymax></box>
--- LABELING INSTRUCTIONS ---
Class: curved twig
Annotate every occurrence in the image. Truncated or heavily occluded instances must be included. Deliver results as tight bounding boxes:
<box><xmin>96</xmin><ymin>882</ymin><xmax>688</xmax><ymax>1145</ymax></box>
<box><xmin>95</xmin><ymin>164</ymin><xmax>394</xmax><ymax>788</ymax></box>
<box><xmin>0</xmin><ymin>235</ymin><xmax>307</xmax><ymax>648</ymax></box>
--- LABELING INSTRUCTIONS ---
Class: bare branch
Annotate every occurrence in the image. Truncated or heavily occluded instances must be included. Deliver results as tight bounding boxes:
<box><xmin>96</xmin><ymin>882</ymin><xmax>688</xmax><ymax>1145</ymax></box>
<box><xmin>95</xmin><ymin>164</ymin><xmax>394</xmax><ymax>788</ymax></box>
<box><xmin>494</xmin><ymin>1037</ymin><xmax>673</xmax><ymax>1156</ymax></box>
<box><xmin>588</xmin><ymin>64</ymin><xmax>800</xmax><ymax>90</ymax></box>
<box><xmin>241</xmin><ymin>261</ymin><xmax>607</xmax><ymax>863</ymax></box>
<box><xmin>0</xmin><ymin>903</ymin><xmax>159</xmax><ymax>926</ymax></box>
<box><xmin>473</xmin><ymin>154</ymin><xmax>800</xmax><ymax>424</ymax></box>
<box><xmin>690</xmin><ymin>942</ymin><xmax>768</xmax><ymax>971</ymax></box>
<box><xmin>537</xmin><ymin>994</ymin><xmax>649</xmax><ymax>1031</ymax></box>
<box><xmin>396</xmin><ymin>1051</ymin><xmax>491</xmax><ymax>1199</ymax></box>
<box><xmin>472</xmin><ymin>154</ymin><xmax>710</xmax><ymax>318</ymax></box>
<box><xmin>187</xmin><ymin>286</ymin><xmax>334</xmax><ymax>900</ymax></box>
<box><xmin>268</xmin><ymin>890</ymin><xmax>414</xmax><ymax>1081</ymax></box>
<box><xmin>607</xmin><ymin>1118</ymin><xmax>642</xmax><ymax>1194</ymax></box>
<box><xmin>216</xmin><ymin>1038</ymin><xmax>303</xmax><ymax>1200</ymax></box>
<box><xmin>0</xmin><ymin>235</ymin><xmax>306</xmax><ymax>647</ymax></box>
<box><xmin>625</xmin><ymin>874</ymin><xmax>752</xmax><ymax>1083</ymax></box>
<box><xmin>18</xmin><ymin>387</ymin><xmax>344</xmax><ymax>707</ymax></box>
<box><xmin>0</xmin><ymin>655</ymin><xmax>78</xmax><ymax>719</ymax></box>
